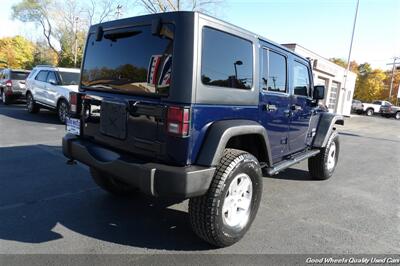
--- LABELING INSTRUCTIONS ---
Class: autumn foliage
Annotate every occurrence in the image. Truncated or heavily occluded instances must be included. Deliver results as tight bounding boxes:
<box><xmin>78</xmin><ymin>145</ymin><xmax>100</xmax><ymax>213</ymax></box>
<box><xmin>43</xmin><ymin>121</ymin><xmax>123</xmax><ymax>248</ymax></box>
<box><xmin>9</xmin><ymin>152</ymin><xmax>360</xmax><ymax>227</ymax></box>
<box><xmin>330</xmin><ymin>58</ymin><xmax>399</xmax><ymax>104</ymax></box>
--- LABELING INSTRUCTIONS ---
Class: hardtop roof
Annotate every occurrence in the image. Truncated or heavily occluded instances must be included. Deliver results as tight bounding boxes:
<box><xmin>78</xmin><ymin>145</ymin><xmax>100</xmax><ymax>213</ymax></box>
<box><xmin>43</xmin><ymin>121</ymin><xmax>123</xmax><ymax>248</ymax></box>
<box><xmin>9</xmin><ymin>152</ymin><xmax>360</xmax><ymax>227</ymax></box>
<box><xmin>90</xmin><ymin>11</ymin><xmax>309</xmax><ymax>63</ymax></box>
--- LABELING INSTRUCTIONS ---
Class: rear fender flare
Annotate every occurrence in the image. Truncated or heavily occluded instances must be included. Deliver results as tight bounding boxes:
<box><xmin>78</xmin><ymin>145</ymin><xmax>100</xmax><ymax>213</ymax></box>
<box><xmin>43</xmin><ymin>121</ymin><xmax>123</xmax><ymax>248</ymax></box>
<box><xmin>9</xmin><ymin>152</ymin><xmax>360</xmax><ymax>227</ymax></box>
<box><xmin>195</xmin><ymin>120</ymin><xmax>273</xmax><ymax>167</ymax></box>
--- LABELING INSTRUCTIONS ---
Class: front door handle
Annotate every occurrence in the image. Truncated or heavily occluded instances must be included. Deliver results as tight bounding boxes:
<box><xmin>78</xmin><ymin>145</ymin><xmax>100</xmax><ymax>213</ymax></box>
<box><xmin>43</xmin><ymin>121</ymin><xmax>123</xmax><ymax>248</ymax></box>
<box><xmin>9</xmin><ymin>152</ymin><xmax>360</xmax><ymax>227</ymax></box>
<box><xmin>291</xmin><ymin>104</ymin><xmax>302</xmax><ymax>111</ymax></box>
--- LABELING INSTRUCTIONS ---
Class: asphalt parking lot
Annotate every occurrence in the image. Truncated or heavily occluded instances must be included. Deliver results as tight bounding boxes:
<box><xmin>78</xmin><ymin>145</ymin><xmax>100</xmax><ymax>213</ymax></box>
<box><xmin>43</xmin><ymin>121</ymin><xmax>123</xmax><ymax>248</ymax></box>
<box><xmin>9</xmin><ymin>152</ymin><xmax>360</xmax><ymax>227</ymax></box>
<box><xmin>0</xmin><ymin>102</ymin><xmax>399</xmax><ymax>254</ymax></box>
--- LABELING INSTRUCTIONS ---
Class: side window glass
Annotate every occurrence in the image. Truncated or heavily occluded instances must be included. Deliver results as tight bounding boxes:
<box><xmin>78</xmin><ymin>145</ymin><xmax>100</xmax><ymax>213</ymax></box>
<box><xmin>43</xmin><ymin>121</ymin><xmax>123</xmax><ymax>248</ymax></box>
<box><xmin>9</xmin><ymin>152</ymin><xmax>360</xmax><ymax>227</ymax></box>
<box><xmin>293</xmin><ymin>61</ymin><xmax>310</xmax><ymax>97</ymax></box>
<box><xmin>47</xmin><ymin>72</ymin><xmax>57</xmax><ymax>84</ymax></box>
<box><xmin>35</xmin><ymin>71</ymin><xmax>48</xmax><ymax>82</ymax></box>
<box><xmin>262</xmin><ymin>50</ymin><xmax>287</xmax><ymax>93</ymax></box>
<box><xmin>201</xmin><ymin>27</ymin><xmax>253</xmax><ymax>90</ymax></box>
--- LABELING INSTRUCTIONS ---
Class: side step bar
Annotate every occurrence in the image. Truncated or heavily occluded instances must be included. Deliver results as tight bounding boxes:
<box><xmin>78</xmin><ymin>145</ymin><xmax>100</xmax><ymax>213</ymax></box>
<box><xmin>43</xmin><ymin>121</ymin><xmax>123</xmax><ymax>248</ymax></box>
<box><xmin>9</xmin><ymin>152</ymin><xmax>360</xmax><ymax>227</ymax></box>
<box><xmin>264</xmin><ymin>149</ymin><xmax>320</xmax><ymax>176</ymax></box>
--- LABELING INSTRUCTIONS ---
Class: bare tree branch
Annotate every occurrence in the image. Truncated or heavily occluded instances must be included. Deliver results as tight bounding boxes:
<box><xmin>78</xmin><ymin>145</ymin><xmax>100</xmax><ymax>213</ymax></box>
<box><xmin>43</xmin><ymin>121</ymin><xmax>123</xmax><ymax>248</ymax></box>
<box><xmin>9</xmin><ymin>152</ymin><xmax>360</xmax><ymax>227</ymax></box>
<box><xmin>138</xmin><ymin>0</ymin><xmax>223</xmax><ymax>14</ymax></box>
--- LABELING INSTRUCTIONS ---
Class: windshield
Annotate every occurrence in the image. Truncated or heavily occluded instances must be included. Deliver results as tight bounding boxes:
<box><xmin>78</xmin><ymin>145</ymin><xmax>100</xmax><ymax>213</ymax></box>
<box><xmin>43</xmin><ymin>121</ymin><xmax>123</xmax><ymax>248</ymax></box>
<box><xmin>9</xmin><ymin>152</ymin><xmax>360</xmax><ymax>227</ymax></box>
<box><xmin>81</xmin><ymin>24</ymin><xmax>174</xmax><ymax>96</ymax></box>
<box><xmin>59</xmin><ymin>72</ymin><xmax>80</xmax><ymax>85</ymax></box>
<box><xmin>11</xmin><ymin>71</ymin><xmax>30</xmax><ymax>80</ymax></box>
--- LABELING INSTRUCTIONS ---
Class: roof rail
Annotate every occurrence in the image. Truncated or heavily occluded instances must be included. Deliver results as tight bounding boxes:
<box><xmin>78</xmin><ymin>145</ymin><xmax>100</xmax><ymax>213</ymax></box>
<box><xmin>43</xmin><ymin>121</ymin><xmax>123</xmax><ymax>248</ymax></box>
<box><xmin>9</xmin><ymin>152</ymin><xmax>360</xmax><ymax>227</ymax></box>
<box><xmin>35</xmin><ymin>65</ymin><xmax>54</xmax><ymax>68</ymax></box>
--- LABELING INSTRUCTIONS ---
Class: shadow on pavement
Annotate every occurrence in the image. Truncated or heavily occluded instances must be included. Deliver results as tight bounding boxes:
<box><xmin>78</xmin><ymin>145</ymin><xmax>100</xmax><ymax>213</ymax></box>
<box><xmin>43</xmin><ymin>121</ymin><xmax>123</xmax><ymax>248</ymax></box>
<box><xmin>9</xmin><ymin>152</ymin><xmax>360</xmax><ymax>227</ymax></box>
<box><xmin>0</xmin><ymin>144</ymin><xmax>213</xmax><ymax>251</ymax></box>
<box><xmin>0</xmin><ymin>102</ymin><xmax>61</xmax><ymax>125</ymax></box>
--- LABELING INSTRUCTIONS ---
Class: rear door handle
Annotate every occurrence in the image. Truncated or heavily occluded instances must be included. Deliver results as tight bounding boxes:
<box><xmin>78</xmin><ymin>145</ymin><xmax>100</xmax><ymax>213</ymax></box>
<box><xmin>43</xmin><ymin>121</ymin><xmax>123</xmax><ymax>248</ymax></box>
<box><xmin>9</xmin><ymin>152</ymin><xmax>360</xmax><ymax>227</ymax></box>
<box><xmin>263</xmin><ymin>104</ymin><xmax>277</xmax><ymax>112</ymax></box>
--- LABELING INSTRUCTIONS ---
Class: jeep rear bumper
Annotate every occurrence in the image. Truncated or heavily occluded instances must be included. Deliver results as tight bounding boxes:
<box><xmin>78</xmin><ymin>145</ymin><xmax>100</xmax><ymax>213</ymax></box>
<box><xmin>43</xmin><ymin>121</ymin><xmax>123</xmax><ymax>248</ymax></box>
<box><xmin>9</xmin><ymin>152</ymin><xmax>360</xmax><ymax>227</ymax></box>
<box><xmin>62</xmin><ymin>134</ymin><xmax>215</xmax><ymax>198</ymax></box>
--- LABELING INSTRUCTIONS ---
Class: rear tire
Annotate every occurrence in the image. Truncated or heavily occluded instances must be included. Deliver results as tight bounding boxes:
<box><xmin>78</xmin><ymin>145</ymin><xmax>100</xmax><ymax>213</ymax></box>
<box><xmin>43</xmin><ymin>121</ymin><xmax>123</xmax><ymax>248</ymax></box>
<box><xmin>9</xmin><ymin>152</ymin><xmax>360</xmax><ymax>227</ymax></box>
<box><xmin>189</xmin><ymin>149</ymin><xmax>263</xmax><ymax>247</ymax></box>
<box><xmin>366</xmin><ymin>108</ymin><xmax>374</xmax><ymax>116</ymax></box>
<box><xmin>90</xmin><ymin>168</ymin><xmax>138</xmax><ymax>196</ymax></box>
<box><xmin>26</xmin><ymin>92</ymin><xmax>39</xmax><ymax>113</ymax></box>
<box><xmin>395</xmin><ymin>112</ymin><xmax>400</xmax><ymax>120</ymax></box>
<box><xmin>1</xmin><ymin>89</ymin><xmax>11</xmax><ymax>105</ymax></box>
<box><xmin>308</xmin><ymin>131</ymin><xmax>339</xmax><ymax>180</ymax></box>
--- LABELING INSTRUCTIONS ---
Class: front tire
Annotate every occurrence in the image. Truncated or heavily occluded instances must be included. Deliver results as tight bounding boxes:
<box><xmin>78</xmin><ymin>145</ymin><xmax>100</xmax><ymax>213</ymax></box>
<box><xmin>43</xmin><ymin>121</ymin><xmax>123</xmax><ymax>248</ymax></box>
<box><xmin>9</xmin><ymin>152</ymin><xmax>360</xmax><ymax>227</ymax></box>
<box><xmin>189</xmin><ymin>149</ymin><xmax>263</xmax><ymax>247</ymax></box>
<box><xmin>395</xmin><ymin>112</ymin><xmax>400</xmax><ymax>120</ymax></box>
<box><xmin>90</xmin><ymin>168</ymin><xmax>138</xmax><ymax>196</ymax></box>
<box><xmin>308</xmin><ymin>131</ymin><xmax>340</xmax><ymax>180</ymax></box>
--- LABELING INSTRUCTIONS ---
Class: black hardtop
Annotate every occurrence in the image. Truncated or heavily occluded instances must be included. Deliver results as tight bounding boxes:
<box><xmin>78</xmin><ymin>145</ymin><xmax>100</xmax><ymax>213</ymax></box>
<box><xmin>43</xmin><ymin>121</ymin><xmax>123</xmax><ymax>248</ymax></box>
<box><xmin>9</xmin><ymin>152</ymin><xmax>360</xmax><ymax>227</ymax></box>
<box><xmin>89</xmin><ymin>11</ymin><xmax>309</xmax><ymax>64</ymax></box>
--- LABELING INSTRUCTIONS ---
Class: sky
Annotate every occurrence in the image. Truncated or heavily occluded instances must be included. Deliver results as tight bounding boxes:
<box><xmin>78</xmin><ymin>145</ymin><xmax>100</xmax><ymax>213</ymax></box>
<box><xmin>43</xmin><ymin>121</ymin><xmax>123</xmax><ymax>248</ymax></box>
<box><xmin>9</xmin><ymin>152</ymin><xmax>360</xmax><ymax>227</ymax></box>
<box><xmin>0</xmin><ymin>0</ymin><xmax>399</xmax><ymax>70</ymax></box>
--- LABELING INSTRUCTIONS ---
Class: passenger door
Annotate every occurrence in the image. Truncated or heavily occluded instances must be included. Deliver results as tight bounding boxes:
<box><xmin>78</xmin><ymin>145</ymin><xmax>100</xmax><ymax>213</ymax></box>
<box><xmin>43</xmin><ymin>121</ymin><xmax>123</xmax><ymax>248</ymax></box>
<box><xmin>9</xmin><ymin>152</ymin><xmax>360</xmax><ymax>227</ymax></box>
<box><xmin>259</xmin><ymin>48</ymin><xmax>291</xmax><ymax>162</ymax></box>
<box><xmin>288</xmin><ymin>60</ymin><xmax>315</xmax><ymax>153</ymax></box>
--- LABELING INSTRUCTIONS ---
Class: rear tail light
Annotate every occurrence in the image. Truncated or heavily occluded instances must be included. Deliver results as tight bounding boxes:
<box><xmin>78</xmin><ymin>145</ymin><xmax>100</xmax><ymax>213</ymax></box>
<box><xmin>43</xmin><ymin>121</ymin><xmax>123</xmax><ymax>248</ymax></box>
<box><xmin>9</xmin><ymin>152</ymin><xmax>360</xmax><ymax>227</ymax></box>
<box><xmin>69</xmin><ymin>92</ymin><xmax>82</xmax><ymax>116</ymax></box>
<box><xmin>166</xmin><ymin>106</ymin><xmax>190</xmax><ymax>137</ymax></box>
<box><xmin>5</xmin><ymin>80</ymin><xmax>12</xmax><ymax>88</ymax></box>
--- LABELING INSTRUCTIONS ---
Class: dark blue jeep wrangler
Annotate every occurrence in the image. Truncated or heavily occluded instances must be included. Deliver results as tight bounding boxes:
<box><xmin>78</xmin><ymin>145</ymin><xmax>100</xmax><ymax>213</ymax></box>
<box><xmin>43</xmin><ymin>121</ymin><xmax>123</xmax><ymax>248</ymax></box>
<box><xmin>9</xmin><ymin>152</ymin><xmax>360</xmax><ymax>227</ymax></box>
<box><xmin>62</xmin><ymin>11</ymin><xmax>343</xmax><ymax>247</ymax></box>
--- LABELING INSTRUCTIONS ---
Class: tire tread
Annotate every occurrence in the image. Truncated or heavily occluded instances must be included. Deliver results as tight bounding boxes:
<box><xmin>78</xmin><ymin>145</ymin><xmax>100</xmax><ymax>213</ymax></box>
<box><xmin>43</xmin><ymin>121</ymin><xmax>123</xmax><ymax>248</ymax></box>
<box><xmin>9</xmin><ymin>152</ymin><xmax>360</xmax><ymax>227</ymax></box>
<box><xmin>189</xmin><ymin>149</ymin><xmax>257</xmax><ymax>247</ymax></box>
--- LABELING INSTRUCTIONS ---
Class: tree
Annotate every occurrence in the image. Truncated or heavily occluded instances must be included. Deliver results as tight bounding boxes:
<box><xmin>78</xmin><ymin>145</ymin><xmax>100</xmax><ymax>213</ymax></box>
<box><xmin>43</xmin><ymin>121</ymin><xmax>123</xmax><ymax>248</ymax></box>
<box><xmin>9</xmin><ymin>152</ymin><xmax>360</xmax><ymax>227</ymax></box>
<box><xmin>139</xmin><ymin>0</ymin><xmax>223</xmax><ymax>14</ymax></box>
<box><xmin>354</xmin><ymin>63</ymin><xmax>387</xmax><ymax>103</ymax></box>
<box><xmin>329</xmin><ymin>58</ymin><xmax>347</xmax><ymax>68</ymax></box>
<box><xmin>12</xmin><ymin>0</ymin><xmax>60</xmax><ymax>62</ymax></box>
<box><xmin>33</xmin><ymin>40</ymin><xmax>59</xmax><ymax>66</ymax></box>
<box><xmin>12</xmin><ymin>0</ymin><xmax>129</xmax><ymax>67</ymax></box>
<box><xmin>85</xmin><ymin>0</ymin><xmax>128</xmax><ymax>26</ymax></box>
<box><xmin>329</xmin><ymin>58</ymin><xmax>358</xmax><ymax>73</ymax></box>
<box><xmin>0</xmin><ymin>36</ymin><xmax>35</xmax><ymax>69</ymax></box>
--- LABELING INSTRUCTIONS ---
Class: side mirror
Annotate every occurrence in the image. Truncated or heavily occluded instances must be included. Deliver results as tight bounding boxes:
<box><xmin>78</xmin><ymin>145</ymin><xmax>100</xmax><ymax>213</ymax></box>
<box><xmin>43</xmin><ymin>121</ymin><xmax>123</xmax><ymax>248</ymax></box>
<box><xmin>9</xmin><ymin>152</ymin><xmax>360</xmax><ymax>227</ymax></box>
<box><xmin>313</xmin><ymin>85</ymin><xmax>325</xmax><ymax>100</ymax></box>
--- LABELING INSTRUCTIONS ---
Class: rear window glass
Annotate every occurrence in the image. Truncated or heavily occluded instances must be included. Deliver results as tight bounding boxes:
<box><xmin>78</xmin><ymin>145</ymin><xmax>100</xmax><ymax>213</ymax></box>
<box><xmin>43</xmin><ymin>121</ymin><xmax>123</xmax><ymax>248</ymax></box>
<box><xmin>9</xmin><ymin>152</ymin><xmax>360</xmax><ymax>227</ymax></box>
<box><xmin>11</xmin><ymin>71</ymin><xmax>29</xmax><ymax>80</ymax></box>
<box><xmin>81</xmin><ymin>24</ymin><xmax>174</xmax><ymax>96</ymax></box>
<box><xmin>59</xmin><ymin>71</ymin><xmax>80</xmax><ymax>85</ymax></box>
<box><xmin>201</xmin><ymin>27</ymin><xmax>253</xmax><ymax>90</ymax></box>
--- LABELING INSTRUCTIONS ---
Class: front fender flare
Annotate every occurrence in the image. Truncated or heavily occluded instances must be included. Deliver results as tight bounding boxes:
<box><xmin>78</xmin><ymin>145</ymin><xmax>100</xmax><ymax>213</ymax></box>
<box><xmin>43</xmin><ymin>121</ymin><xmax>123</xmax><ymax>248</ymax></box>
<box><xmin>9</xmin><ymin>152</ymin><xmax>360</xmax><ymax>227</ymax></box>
<box><xmin>195</xmin><ymin>120</ymin><xmax>272</xmax><ymax>167</ymax></box>
<box><xmin>312</xmin><ymin>112</ymin><xmax>344</xmax><ymax>148</ymax></box>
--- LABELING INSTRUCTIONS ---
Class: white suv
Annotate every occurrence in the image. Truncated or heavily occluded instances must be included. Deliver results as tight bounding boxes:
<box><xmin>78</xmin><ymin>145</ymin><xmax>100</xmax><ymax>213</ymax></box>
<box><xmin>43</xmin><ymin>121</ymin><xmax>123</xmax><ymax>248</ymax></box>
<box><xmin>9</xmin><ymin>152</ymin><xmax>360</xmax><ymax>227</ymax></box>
<box><xmin>25</xmin><ymin>66</ymin><xmax>80</xmax><ymax>123</ymax></box>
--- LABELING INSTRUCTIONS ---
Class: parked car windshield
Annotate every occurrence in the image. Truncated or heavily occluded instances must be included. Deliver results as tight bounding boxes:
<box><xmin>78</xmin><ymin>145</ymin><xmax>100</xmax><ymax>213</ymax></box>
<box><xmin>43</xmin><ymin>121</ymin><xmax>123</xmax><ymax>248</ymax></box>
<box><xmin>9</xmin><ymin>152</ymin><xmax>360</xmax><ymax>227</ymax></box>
<box><xmin>59</xmin><ymin>72</ymin><xmax>80</xmax><ymax>85</ymax></box>
<box><xmin>11</xmin><ymin>71</ymin><xmax>30</xmax><ymax>80</ymax></box>
<box><xmin>81</xmin><ymin>24</ymin><xmax>174</xmax><ymax>96</ymax></box>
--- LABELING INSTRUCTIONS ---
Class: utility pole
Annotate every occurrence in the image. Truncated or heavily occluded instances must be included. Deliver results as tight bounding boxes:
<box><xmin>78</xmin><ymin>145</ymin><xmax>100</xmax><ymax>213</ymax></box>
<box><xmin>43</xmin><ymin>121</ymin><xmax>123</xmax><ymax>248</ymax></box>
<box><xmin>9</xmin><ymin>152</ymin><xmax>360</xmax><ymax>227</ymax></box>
<box><xmin>177</xmin><ymin>0</ymin><xmax>180</xmax><ymax>10</ymax></box>
<box><xmin>387</xmin><ymin>57</ymin><xmax>400</xmax><ymax>101</ymax></box>
<box><xmin>73</xmin><ymin>17</ymin><xmax>79</xmax><ymax>68</ymax></box>
<box><xmin>339</xmin><ymin>0</ymin><xmax>359</xmax><ymax>115</ymax></box>
<box><xmin>116</xmin><ymin>5</ymin><xmax>123</xmax><ymax>19</ymax></box>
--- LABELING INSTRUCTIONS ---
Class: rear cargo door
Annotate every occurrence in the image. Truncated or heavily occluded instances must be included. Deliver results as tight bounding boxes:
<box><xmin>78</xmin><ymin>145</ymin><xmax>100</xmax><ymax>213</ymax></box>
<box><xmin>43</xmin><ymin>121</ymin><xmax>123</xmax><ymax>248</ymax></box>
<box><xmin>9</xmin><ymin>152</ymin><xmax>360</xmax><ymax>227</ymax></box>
<box><xmin>80</xmin><ymin>23</ymin><xmax>176</xmax><ymax>161</ymax></box>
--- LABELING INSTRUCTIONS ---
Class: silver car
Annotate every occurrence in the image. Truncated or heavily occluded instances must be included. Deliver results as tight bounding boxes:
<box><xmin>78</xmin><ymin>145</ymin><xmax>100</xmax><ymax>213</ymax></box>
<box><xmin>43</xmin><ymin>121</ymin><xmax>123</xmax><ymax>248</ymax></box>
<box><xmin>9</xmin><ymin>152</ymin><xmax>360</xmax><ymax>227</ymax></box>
<box><xmin>25</xmin><ymin>65</ymin><xmax>80</xmax><ymax>123</ymax></box>
<box><xmin>0</xmin><ymin>69</ymin><xmax>30</xmax><ymax>104</ymax></box>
